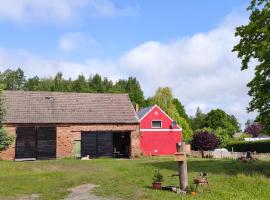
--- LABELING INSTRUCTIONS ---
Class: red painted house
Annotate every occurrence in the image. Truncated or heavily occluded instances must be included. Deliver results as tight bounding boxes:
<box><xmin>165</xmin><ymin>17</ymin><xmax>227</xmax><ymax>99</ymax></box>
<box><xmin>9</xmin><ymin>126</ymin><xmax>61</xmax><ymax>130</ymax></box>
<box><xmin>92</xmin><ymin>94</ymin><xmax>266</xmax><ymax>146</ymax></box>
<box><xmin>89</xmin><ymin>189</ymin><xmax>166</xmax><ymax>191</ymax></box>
<box><xmin>138</xmin><ymin>105</ymin><xmax>182</xmax><ymax>156</ymax></box>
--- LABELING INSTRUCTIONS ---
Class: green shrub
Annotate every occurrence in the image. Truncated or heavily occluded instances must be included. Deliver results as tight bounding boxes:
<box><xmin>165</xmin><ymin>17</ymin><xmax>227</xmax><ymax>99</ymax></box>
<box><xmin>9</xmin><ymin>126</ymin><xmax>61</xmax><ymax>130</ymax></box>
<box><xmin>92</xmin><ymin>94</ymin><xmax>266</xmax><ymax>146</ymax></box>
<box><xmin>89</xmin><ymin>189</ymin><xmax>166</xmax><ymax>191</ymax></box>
<box><xmin>226</xmin><ymin>140</ymin><xmax>270</xmax><ymax>153</ymax></box>
<box><xmin>152</xmin><ymin>169</ymin><xmax>164</xmax><ymax>183</ymax></box>
<box><xmin>239</xmin><ymin>133</ymin><xmax>252</xmax><ymax>141</ymax></box>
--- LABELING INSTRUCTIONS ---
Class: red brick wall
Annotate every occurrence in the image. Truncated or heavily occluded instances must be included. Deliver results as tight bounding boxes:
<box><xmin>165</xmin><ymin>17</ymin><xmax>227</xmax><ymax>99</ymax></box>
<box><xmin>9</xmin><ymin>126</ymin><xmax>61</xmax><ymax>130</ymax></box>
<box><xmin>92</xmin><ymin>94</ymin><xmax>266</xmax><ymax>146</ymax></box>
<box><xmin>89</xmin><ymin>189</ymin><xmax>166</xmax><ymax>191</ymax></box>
<box><xmin>56</xmin><ymin>124</ymin><xmax>140</xmax><ymax>158</ymax></box>
<box><xmin>0</xmin><ymin>124</ymin><xmax>140</xmax><ymax>160</ymax></box>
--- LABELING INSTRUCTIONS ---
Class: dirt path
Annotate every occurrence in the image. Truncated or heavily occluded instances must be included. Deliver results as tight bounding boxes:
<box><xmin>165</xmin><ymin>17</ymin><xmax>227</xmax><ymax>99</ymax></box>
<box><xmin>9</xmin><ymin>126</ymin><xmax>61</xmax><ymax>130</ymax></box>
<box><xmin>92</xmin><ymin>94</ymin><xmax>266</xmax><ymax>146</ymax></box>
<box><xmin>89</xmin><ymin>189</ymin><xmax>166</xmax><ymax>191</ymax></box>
<box><xmin>64</xmin><ymin>184</ymin><xmax>117</xmax><ymax>200</ymax></box>
<box><xmin>0</xmin><ymin>184</ymin><xmax>116</xmax><ymax>200</ymax></box>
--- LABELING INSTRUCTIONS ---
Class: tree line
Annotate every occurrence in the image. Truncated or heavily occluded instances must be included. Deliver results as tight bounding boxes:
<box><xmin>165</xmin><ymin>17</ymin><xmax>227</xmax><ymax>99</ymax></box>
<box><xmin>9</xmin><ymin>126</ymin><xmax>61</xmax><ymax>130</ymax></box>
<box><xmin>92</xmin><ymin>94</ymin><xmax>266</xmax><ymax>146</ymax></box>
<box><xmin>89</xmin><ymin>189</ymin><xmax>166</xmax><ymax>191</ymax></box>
<box><xmin>0</xmin><ymin>68</ymin><xmax>255</xmax><ymax>144</ymax></box>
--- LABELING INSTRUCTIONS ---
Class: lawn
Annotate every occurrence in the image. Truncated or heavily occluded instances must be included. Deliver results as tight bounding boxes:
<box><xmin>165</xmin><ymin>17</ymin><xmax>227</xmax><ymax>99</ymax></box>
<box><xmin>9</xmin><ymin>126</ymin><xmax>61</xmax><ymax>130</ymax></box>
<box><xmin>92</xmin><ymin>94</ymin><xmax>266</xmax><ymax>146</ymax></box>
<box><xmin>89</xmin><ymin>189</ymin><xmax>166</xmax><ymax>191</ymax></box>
<box><xmin>0</xmin><ymin>157</ymin><xmax>269</xmax><ymax>200</ymax></box>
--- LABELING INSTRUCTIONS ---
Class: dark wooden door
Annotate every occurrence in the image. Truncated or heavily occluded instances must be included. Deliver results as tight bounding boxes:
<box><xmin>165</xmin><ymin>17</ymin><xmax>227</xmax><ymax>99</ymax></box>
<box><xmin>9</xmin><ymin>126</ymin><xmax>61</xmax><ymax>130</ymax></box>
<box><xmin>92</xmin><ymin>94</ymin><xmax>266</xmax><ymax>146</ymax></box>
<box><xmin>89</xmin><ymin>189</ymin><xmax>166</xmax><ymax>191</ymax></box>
<box><xmin>97</xmin><ymin>132</ymin><xmax>113</xmax><ymax>157</ymax></box>
<box><xmin>15</xmin><ymin>127</ymin><xmax>36</xmax><ymax>159</ymax></box>
<box><xmin>81</xmin><ymin>131</ymin><xmax>113</xmax><ymax>158</ymax></box>
<box><xmin>81</xmin><ymin>132</ymin><xmax>97</xmax><ymax>157</ymax></box>
<box><xmin>37</xmin><ymin>127</ymin><xmax>56</xmax><ymax>159</ymax></box>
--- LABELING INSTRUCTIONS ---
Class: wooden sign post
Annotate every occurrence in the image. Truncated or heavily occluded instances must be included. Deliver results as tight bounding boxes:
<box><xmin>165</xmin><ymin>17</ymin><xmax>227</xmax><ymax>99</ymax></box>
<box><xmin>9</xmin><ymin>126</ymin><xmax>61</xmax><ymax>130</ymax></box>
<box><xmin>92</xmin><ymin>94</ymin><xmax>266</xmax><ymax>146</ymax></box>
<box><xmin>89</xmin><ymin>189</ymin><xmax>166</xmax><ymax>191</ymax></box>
<box><xmin>175</xmin><ymin>142</ymin><xmax>188</xmax><ymax>192</ymax></box>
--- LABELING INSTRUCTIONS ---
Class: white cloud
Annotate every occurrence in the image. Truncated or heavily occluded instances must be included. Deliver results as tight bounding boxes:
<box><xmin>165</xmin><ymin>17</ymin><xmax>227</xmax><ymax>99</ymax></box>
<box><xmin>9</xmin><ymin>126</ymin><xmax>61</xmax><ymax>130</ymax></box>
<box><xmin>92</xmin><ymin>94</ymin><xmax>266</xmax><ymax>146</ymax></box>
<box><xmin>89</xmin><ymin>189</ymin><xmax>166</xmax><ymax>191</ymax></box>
<box><xmin>88</xmin><ymin>0</ymin><xmax>138</xmax><ymax>18</ymax></box>
<box><xmin>0</xmin><ymin>11</ymin><xmax>257</xmax><ymax>128</ymax></box>
<box><xmin>59</xmin><ymin>32</ymin><xmax>97</xmax><ymax>52</ymax></box>
<box><xmin>0</xmin><ymin>0</ymin><xmax>138</xmax><ymax>23</ymax></box>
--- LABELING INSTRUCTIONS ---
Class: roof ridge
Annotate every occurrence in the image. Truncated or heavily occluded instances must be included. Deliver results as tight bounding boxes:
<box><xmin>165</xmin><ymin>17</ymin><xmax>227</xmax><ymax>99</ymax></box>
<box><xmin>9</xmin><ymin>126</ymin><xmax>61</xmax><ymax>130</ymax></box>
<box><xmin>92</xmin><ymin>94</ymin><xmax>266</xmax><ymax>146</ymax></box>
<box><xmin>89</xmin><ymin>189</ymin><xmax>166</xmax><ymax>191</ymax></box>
<box><xmin>4</xmin><ymin>90</ymin><xmax>129</xmax><ymax>96</ymax></box>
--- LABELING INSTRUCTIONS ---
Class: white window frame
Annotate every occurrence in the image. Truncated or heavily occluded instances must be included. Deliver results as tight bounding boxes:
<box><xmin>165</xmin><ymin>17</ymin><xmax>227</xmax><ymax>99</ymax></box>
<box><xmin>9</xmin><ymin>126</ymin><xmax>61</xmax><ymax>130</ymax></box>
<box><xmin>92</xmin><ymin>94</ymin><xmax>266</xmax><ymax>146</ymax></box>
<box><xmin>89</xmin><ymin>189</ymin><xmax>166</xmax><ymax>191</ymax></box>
<box><xmin>151</xmin><ymin>120</ymin><xmax>162</xmax><ymax>128</ymax></box>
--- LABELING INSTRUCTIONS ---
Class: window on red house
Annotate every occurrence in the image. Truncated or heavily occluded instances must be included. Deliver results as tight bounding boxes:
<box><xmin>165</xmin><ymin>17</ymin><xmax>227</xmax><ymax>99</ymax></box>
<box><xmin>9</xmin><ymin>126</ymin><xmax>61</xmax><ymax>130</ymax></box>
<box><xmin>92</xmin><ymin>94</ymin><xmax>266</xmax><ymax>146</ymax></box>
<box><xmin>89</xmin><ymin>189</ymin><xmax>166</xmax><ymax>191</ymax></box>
<box><xmin>152</xmin><ymin>120</ymin><xmax>162</xmax><ymax>128</ymax></box>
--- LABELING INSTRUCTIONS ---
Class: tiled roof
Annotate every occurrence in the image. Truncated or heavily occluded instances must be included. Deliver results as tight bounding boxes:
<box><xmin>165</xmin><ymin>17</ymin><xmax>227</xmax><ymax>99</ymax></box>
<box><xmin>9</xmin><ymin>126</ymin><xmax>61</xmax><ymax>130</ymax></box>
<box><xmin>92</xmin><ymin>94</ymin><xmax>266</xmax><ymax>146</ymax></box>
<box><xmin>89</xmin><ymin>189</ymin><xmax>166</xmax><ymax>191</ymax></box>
<box><xmin>137</xmin><ymin>105</ymin><xmax>154</xmax><ymax>119</ymax></box>
<box><xmin>3</xmin><ymin>91</ymin><xmax>139</xmax><ymax>124</ymax></box>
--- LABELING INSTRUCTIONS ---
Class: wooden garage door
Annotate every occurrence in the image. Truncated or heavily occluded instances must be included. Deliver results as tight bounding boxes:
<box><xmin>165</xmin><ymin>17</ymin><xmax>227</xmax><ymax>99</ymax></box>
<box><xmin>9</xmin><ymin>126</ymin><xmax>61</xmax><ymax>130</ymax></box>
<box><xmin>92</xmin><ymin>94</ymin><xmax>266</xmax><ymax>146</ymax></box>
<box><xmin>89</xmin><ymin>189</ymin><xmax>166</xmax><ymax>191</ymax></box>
<box><xmin>37</xmin><ymin>127</ymin><xmax>56</xmax><ymax>159</ymax></box>
<box><xmin>15</xmin><ymin>126</ymin><xmax>56</xmax><ymax>159</ymax></box>
<box><xmin>81</xmin><ymin>131</ymin><xmax>113</xmax><ymax>158</ymax></box>
<box><xmin>15</xmin><ymin>127</ymin><xmax>36</xmax><ymax>159</ymax></box>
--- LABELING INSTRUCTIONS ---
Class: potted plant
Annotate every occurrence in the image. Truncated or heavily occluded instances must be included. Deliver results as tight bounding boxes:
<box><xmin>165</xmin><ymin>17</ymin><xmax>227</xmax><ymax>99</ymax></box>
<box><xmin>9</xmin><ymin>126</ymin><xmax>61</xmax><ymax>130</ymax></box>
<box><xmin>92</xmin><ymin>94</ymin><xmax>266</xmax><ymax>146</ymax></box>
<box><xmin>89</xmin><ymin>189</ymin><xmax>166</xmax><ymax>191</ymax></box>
<box><xmin>152</xmin><ymin>169</ymin><xmax>164</xmax><ymax>189</ymax></box>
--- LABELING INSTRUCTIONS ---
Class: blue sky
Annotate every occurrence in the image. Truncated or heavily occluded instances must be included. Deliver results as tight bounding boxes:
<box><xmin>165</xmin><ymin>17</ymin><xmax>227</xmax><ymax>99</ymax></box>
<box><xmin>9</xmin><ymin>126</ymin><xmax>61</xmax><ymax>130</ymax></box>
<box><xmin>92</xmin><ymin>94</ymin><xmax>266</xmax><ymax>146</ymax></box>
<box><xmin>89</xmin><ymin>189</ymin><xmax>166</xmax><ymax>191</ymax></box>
<box><xmin>1</xmin><ymin>0</ymin><xmax>248</xmax><ymax>59</ymax></box>
<box><xmin>0</xmin><ymin>0</ymin><xmax>256</xmax><ymax>127</ymax></box>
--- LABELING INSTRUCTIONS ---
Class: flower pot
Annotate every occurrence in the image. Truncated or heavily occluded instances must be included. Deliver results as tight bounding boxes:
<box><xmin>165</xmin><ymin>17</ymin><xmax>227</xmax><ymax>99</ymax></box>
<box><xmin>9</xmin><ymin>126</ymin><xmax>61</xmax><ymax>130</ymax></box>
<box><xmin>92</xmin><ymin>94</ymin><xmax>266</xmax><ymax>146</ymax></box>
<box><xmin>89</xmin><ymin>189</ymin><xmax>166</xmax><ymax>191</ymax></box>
<box><xmin>152</xmin><ymin>182</ymin><xmax>162</xmax><ymax>189</ymax></box>
<box><xmin>191</xmin><ymin>191</ymin><xmax>196</xmax><ymax>196</ymax></box>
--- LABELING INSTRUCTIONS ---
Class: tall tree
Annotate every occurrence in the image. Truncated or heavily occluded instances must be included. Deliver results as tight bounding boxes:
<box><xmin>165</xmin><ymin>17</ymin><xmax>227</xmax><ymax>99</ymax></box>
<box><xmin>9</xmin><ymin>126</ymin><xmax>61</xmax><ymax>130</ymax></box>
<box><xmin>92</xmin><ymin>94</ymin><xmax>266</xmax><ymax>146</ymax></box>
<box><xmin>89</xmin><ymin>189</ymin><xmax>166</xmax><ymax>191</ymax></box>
<box><xmin>173</xmin><ymin>98</ymin><xmax>189</xmax><ymax>122</ymax></box>
<box><xmin>233</xmin><ymin>0</ymin><xmax>270</xmax><ymax>133</ymax></box>
<box><xmin>126</xmin><ymin>77</ymin><xmax>145</xmax><ymax>107</ymax></box>
<box><xmin>114</xmin><ymin>77</ymin><xmax>145</xmax><ymax>107</ymax></box>
<box><xmin>205</xmin><ymin>109</ymin><xmax>239</xmax><ymax>137</ymax></box>
<box><xmin>151</xmin><ymin>87</ymin><xmax>193</xmax><ymax>142</ymax></box>
<box><xmin>72</xmin><ymin>74</ymin><xmax>89</xmax><ymax>92</ymax></box>
<box><xmin>1</xmin><ymin>68</ymin><xmax>26</xmax><ymax>90</ymax></box>
<box><xmin>24</xmin><ymin>76</ymin><xmax>40</xmax><ymax>91</ymax></box>
<box><xmin>190</xmin><ymin>107</ymin><xmax>206</xmax><ymax>130</ymax></box>
<box><xmin>90</xmin><ymin>74</ymin><xmax>105</xmax><ymax>92</ymax></box>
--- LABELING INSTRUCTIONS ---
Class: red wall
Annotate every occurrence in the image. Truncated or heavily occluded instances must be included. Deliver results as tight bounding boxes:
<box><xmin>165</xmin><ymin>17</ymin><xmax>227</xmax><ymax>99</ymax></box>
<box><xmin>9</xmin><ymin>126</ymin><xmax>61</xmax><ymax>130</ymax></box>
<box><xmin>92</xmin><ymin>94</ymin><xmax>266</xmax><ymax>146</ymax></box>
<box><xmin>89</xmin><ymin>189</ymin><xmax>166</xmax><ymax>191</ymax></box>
<box><xmin>140</xmin><ymin>106</ymin><xmax>182</xmax><ymax>156</ymax></box>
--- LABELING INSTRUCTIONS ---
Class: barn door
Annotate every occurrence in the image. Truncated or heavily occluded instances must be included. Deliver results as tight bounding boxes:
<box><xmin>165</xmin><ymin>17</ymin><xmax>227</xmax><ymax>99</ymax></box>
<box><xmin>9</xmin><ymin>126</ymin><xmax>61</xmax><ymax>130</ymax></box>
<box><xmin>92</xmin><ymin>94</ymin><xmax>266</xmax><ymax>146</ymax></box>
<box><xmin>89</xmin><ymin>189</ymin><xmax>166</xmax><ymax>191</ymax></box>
<box><xmin>37</xmin><ymin>127</ymin><xmax>56</xmax><ymax>159</ymax></box>
<box><xmin>15</xmin><ymin>127</ymin><xmax>36</xmax><ymax>159</ymax></box>
<box><xmin>81</xmin><ymin>132</ymin><xmax>97</xmax><ymax>157</ymax></box>
<box><xmin>97</xmin><ymin>132</ymin><xmax>113</xmax><ymax>157</ymax></box>
<box><xmin>81</xmin><ymin>131</ymin><xmax>113</xmax><ymax>158</ymax></box>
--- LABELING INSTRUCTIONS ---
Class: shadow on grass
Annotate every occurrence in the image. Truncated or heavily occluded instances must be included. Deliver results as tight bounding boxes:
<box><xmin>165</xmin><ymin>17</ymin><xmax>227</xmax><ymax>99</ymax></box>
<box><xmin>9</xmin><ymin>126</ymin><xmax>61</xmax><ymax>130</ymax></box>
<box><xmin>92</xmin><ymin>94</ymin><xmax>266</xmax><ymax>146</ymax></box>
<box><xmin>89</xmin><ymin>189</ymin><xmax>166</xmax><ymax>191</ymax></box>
<box><xmin>144</xmin><ymin>158</ymin><xmax>270</xmax><ymax>178</ymax></box>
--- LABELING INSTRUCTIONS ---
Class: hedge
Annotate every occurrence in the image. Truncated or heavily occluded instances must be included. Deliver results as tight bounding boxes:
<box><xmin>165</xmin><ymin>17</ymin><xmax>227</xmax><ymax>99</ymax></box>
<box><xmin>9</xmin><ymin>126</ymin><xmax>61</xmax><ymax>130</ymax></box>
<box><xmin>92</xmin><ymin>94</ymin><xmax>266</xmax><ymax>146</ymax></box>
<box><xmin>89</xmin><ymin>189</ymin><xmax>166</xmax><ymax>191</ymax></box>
<box><xmin>225</xmin><ymin>140</ymin><xmax>270</xmax><ymax>153</ymax></box>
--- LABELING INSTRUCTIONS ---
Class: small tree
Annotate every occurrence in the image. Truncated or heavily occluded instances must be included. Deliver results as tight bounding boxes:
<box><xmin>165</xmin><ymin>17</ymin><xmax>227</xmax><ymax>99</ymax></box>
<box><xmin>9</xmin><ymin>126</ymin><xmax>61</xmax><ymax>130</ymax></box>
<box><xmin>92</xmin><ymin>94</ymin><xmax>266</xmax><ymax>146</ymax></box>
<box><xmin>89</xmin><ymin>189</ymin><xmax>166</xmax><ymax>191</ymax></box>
<box><xmin>191</xmin><ymin>131</ymin><xmax>220</xmax><ymax>157</ymax></box>
<box><xmin>245</xmin><ymin>123</ymin><xmax>263</xmax><ymax>138</ymax></box>
<box><xmin>0</xmin><ymin>84</ymin><xmax>13</xmax><ymax>153</ymax></box>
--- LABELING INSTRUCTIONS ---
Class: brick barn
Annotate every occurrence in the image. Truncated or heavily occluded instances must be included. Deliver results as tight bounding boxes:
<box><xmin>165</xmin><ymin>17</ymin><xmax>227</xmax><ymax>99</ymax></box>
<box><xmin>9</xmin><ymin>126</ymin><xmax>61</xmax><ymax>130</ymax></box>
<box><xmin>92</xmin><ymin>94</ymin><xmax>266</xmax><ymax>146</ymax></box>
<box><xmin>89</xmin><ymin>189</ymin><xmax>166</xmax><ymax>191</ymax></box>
<box><xmin>0</xmin><ymin>91</ymin><xmax>140</xmax><ymax>160</ymax></box>
<box><xmin>138</xmin><ymin>105</ymin><xmax>182</xmax><ymax>156</ymax></box>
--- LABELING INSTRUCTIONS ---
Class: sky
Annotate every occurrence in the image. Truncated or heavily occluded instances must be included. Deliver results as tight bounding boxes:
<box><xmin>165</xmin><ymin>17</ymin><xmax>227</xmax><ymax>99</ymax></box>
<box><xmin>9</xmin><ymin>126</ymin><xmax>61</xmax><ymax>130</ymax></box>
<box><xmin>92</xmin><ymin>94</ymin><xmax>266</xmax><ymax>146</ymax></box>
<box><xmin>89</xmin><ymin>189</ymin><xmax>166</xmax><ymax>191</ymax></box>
<box><xmin>0</xmin><ymin>0</ymin><xmax>257</xmax><ymax>128</ymax></box>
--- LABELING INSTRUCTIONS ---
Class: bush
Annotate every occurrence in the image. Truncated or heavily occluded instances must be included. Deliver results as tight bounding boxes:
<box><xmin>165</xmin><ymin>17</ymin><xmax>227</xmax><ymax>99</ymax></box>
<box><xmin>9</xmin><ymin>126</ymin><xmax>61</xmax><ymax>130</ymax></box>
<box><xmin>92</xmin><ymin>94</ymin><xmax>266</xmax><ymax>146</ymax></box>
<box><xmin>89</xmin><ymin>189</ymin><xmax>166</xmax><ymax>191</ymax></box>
<box><xmin>191</xmin><ymin>131</ymin><xmax>220</xmax><ymax>151</ymax></box>
<box><xmin>239</xmin><ymin>133</ymin><xmax>252</xmax><ymax>141</ymax></box>
<box><xmin>226</xmin><ymin>140</ymin><xmax>270</xmax><ymax>153</ymax></box>
<box><xmin>0</xmin><ymin>128</ymin><xmax>13</xmax><ymax>151</ymax></box>
<box><xmin>244</xmin><ymin>123</ymin><xmax>263</xmax><ymax>137</ymax></box>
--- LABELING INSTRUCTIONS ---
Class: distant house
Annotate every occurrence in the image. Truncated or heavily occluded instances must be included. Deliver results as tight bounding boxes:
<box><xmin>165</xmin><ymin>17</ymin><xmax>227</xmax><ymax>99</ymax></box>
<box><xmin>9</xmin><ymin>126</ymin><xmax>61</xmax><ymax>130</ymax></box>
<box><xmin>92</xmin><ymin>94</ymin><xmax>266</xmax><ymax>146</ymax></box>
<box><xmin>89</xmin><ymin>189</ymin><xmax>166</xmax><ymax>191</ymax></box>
<box><xmin>138</xmin><ymin>105</ymin><xmax>182</xmax><ymax>156</ymax></box>
<box><xmin>0</xmin><ymin>91</ymin><xmax>140</xmax><ymax>160</ymax></box>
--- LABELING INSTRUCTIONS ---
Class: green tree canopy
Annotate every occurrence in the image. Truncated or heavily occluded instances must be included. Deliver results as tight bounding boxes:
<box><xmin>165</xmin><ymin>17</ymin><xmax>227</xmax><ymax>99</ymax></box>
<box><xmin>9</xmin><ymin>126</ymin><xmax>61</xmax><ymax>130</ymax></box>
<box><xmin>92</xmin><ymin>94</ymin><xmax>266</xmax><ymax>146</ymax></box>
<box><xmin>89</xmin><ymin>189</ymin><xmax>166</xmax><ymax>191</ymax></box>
<box><xmin>190</xmin><ymin>107</ymin><xmax>206</xmax><ymax>130</ymax></box>
<box><xmin>0</xmin><ymin>68</ymin><xmax>26</xmax><ymax>90</ymax></box>
<box><xmin>151</xmin><ymin>87</ymin><xmax>193</xmax><ymax>142</ymax></box>
<box><xmin>114</xmin><ymin>77</ymin><xmax>145</xmax><ymax>107</ymax></box>
<box><xmin>233</xmin><ymin>0</ymin><xmax>270</xmax><ymax>133</ymax></box>
<box><xmin>173</xmin><ymin>98</ymin><xmax>189</xmax><ymax>123</ymax></box>
<box><xmin>205</xmin><ymin>109</ymin><xmax>240</xmax><ymax>138</ymax></box>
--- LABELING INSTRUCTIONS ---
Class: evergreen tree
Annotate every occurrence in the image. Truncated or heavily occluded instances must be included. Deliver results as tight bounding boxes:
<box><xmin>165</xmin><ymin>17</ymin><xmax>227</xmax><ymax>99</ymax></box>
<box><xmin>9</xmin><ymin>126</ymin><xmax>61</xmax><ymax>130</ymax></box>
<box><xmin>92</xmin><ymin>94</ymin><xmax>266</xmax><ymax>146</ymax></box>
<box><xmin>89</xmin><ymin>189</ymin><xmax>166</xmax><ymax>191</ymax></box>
<box><xmin>0</xmin><ymin>84</ymin><xmax>13</xmax><ymax>152</ymax></box>
<box><xmin>190</xmin><ymin>107</ymin><xmax>206</xmax><ymax>130</ymax></box>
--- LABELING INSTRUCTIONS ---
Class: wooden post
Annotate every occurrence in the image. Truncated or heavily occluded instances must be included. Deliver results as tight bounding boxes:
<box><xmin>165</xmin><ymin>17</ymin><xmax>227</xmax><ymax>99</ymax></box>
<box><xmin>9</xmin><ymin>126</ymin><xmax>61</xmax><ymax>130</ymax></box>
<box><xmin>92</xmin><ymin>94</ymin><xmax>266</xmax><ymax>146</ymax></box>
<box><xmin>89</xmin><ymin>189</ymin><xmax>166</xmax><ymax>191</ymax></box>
<box><xmin>177</xmin><ymin>142</ymin><xmax>188</xmax><ymax>191</ymax></box>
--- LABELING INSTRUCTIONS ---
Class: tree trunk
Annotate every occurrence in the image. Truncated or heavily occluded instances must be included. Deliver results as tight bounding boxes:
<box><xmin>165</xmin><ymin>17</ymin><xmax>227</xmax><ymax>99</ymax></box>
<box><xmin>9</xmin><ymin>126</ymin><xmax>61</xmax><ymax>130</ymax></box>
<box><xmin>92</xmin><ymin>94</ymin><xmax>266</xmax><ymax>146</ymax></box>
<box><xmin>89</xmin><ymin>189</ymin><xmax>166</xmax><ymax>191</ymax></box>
<box><xmin>201</xmin><ymin>150</ymin><xmax>204</xmax><ymax>158</ymax></box>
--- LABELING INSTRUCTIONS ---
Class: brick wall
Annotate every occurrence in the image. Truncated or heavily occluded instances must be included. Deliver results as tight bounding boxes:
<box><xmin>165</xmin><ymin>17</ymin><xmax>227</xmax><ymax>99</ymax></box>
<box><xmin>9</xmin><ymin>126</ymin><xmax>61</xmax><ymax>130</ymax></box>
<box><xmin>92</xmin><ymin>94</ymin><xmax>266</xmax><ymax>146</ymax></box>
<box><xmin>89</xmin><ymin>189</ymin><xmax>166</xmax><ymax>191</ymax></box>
<box><xmin>0</xmin><ymin>123</ymin><xmax>140</xmax><ymax>160</ymax></box>
<box><xmin>56</xmin><ymin>124</ymin><xmax>140</xmax><ymax>158</ymax></box>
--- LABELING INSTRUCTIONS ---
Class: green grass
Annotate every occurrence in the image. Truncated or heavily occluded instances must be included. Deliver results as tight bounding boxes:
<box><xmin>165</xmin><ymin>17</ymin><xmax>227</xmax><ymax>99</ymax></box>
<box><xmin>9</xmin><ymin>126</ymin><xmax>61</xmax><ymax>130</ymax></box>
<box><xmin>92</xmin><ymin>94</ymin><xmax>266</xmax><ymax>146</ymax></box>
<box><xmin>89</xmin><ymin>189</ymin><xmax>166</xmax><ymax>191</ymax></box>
<box><xmin>0</xmin><ymin>157</ymin><xmax>270</xmax><ymax>200</ymax></box>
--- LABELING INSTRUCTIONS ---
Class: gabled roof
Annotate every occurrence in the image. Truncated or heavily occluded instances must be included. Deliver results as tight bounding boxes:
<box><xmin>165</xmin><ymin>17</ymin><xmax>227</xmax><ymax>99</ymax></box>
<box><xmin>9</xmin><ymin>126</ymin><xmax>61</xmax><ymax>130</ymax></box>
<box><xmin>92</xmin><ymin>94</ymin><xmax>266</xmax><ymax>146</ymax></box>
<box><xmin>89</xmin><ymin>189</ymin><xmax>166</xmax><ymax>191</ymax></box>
<box><xmin>3</xmin><ymin>91</ymin><xmax>139</xmax><ymax>124</ymax></box>
<box><xmin>138</xmin><ymin>104</ymin><xmax>182</xmax><ymax>129</ymax></box>
<box><xmin>137</xmin><ymin>105</ymin><xmax>154</xmax><ymax>119</ymax></box>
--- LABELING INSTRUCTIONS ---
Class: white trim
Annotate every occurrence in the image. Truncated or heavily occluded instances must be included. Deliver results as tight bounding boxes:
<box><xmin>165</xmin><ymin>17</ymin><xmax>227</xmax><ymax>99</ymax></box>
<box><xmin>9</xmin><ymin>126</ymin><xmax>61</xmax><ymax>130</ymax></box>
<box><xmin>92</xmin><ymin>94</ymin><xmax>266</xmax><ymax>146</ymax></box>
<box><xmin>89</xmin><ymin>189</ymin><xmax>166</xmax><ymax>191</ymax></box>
<box><xmin>151</xmin><ymin>120</ymin><xmax>162</xmax><ymax>128</ymax></box>
<box><xmin>139</xmin><ymin>105</ymin><xmax>156</xmax><ymax>121</ymax></box>
<box><xmin>140</xmin><ymin>128</ymin><xmax>182</xmax><ymax>132</ymax></box>
<box><xmin>139</xmin><ymin>104</ymin><xmax>182</xmax><ymax>129</ymax></box>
